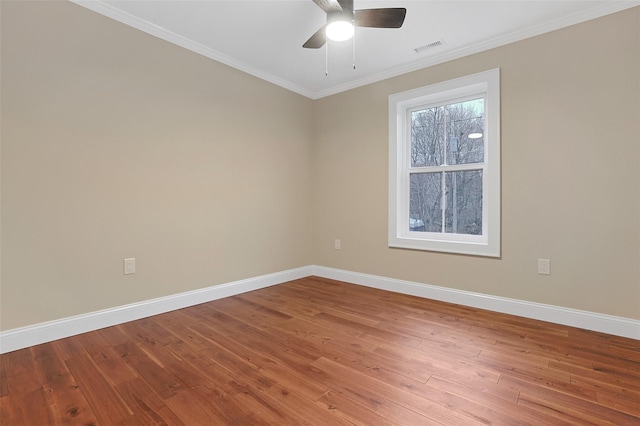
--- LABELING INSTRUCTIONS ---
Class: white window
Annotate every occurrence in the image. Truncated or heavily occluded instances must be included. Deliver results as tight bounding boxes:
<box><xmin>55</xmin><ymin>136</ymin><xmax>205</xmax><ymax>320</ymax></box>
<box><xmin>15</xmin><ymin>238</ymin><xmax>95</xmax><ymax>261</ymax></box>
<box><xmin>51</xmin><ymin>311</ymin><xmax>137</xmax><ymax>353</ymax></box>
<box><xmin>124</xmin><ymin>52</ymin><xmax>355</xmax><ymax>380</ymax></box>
<box><xmin>389</xmin><ymin>69</ymin><xmax>500</xmax><ymax>257</ymax></box>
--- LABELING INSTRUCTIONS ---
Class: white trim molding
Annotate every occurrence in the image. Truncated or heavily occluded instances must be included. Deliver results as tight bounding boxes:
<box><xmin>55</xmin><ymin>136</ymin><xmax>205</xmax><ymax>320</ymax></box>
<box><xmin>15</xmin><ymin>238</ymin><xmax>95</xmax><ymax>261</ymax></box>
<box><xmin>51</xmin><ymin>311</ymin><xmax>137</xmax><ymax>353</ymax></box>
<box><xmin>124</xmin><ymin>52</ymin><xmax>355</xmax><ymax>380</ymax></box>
<box><xmin>2</xmin><ymin>265</ymin><xmax>637</xmax><ymax>354</ymax></box>
<box><xmin>0</xmin><ymin>266</ymin><xmax>312</xmax><ymax>354</ymax></box>
<box><xmin>311</xmin><ymin>266</ymin><xmax>640</xmax><ymax>340</ymax></box>
<box><xmin>69</xmin><ymin>0</ymin><xmax>315</xmax><ymax>99</ymax></box>
<box><xmin>70</xmin><ymin>0</ymin><xmax>640</xmax><ymax>100</ymax></box>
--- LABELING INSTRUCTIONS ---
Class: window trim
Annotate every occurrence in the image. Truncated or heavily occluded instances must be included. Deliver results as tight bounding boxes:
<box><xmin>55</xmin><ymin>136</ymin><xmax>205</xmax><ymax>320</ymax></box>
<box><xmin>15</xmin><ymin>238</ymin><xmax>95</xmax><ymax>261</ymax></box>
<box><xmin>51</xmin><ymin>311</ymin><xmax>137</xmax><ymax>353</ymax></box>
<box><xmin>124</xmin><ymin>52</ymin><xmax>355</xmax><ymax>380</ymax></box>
<box><xmin>389</xmin><ymin>69</ymin><xmax>501</xmax><ymax>257</ymax></box>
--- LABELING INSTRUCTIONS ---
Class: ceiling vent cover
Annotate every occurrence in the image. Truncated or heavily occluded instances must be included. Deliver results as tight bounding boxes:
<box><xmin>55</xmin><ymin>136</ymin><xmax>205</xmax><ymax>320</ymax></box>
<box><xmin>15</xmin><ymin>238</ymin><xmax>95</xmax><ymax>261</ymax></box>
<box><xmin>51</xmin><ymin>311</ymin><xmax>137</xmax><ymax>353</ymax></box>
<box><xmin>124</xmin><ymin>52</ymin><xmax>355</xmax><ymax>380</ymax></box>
<box><xmin>414</xmin><ymin>40</ymin><xmax>444</xmax><ymax>53</ymax></box>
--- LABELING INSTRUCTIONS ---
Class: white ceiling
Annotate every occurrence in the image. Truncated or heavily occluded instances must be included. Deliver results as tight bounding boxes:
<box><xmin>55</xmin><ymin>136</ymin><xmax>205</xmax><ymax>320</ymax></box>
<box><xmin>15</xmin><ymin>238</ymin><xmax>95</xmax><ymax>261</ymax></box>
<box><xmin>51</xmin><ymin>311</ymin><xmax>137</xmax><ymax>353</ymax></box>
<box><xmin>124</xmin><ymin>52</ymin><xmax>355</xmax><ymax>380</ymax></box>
<box><xmin>72</xmin><ymin>0</ymin><xmax>639</xmax><ymax>99</ymax></box>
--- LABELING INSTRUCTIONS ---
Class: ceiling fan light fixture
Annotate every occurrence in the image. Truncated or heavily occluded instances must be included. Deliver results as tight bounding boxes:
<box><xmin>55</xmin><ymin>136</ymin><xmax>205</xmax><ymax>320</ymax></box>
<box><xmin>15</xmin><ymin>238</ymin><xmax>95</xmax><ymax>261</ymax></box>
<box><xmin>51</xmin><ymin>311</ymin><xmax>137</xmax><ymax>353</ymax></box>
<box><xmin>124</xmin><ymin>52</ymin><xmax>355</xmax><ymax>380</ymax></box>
<box><xmin>303</xmin><ymin>2</ymin><xmax>406</xmax><ymax>49</ymax></box>
<box><xmin>326</xmin><ymin>19</ymin><xmax>354</xmax><ymax>41</ymax></box>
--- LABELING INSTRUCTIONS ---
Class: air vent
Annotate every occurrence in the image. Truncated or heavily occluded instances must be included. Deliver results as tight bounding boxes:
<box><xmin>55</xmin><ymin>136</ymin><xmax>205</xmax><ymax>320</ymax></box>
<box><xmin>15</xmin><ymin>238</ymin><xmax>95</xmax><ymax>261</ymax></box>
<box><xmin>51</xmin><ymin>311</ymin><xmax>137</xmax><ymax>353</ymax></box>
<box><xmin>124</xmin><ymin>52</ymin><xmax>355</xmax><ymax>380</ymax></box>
<box><xmin>414</xmin><ymin>40</ymin><xmax>444</xmax><ymax>53</ymax></box>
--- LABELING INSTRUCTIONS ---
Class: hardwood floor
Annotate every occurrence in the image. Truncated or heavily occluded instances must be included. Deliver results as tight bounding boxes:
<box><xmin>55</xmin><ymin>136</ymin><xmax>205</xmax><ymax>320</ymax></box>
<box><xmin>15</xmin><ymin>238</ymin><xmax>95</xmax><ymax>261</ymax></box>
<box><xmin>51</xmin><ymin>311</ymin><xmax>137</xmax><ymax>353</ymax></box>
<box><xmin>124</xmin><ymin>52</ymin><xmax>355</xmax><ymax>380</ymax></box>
<box><xmin>1</xmin><ymin>276</ymin><xmax>639</xmax><ymax>425</ymax></box>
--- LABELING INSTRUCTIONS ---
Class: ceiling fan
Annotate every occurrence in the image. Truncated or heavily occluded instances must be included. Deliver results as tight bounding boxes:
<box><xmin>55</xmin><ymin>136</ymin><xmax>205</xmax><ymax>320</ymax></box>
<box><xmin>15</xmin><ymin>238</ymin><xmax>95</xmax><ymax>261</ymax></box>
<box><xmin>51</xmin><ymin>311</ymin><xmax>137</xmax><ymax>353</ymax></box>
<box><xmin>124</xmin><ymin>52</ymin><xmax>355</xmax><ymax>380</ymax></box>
<box><xmin>303</xmin><ymin>0</ymin><xmax>407</xmax><ymax>48</ymax></box>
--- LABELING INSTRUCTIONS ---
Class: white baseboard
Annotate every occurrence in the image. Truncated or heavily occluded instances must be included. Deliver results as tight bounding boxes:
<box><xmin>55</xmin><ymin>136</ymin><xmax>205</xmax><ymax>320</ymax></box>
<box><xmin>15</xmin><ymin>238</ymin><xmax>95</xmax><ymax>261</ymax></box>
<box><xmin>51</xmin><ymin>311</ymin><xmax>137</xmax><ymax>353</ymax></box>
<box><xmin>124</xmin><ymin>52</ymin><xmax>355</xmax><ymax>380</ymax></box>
<box><xmin>311</xmin><ymin>266</ymin><xmax>640</xmax><ymax>340</ymax></box>
<box><xmin>2</xmin><ymin>264</ymin><xmax>637</xmax><ymax>354</ymax></box>
<box><xmin>0</xmin><ymin>266</ymin><xmax>312</xmax><ymax>354</ymax></box>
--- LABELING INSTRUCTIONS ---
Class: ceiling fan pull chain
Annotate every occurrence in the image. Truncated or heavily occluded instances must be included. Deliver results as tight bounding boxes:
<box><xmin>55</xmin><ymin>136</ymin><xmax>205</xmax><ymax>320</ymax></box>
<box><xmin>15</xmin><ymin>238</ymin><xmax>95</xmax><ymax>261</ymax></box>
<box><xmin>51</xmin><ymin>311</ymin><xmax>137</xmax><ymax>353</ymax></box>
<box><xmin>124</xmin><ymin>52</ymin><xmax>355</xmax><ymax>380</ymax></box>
<box><xmin>352</xmin><ymin>27</ymin><xmax>356</xmax><ymax>70</ymax></box>
<box><xmin>325</xmin><ymin>41</ymin><xmax>329</xmax><ymax>76</ymax></box>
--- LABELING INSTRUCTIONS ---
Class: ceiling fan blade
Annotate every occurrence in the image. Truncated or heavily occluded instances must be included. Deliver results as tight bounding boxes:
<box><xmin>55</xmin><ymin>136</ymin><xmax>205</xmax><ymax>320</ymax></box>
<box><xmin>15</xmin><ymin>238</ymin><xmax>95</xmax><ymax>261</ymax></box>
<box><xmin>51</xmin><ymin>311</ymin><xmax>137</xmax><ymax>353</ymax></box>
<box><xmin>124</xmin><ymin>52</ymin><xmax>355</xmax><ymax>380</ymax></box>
<box><xmin>312</xmin><ymin>0</ymin><xmax>342</xmax><ymax>13</ymax></box>
<box><xmin>303</xmin><ymin>25</ymin><xmax>327</xmax><ymax>48</ymax></box>
<box><xmin>337</xmin><ymin>0</ymin><xmax>353</xmax><ymax>12</ymax></box>
<box><xmin>354</xmin><ymin>8</ymin><xmax>407</xmax><ymax>28</ymax></box>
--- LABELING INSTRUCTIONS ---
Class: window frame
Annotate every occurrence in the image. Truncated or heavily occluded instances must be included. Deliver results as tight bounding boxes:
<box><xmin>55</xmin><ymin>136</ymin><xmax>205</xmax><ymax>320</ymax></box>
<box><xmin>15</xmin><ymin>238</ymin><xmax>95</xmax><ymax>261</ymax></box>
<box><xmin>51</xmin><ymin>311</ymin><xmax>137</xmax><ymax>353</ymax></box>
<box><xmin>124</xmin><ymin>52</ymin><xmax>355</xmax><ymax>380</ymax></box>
<box><xmin>388</xmin><ymin>69</ymin><xmax>501</xmax><ymax>257</ymax></box>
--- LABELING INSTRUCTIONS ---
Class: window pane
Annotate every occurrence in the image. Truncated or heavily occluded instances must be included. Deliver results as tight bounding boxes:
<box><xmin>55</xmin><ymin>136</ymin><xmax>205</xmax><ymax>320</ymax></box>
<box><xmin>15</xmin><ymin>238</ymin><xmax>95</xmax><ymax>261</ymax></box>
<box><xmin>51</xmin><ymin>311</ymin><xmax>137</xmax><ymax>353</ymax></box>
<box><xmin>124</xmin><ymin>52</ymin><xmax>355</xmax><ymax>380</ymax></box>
<box><xmin>444</xmin><ymin>170</ymin><xmax>483</xmax><ymax>235</ymax></box>
<box><xmin>446</xmin><ymin>99</ymin><xmax>484</xmax><ymax>165</ymax></box>
<box><xmin>411</xmin><ymin>106</ymin><xmax>444</xmax><ymax>167</ymax></box>
<box><xmin>409</xmin><ymin>172</ymin><xmax>442</xmax><ymax>232</ymax></box>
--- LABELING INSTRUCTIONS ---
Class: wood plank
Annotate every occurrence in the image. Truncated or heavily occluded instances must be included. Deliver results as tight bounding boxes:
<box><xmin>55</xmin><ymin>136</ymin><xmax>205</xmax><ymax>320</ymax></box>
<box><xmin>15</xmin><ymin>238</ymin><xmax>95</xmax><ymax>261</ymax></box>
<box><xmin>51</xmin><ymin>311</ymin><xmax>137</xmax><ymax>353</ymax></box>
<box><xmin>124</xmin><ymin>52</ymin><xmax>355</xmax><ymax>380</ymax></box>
<box><xmin>504</xmin><ymin>374</ymin><xmax>640</xmax><ymax>425</ymax></box>
<box><xmin>316</xmin><ymin>390</ymin><xmax>400</xmax><ymax>426</ymax></box>
<box><xmin>374</xmin><ymin>341</ymin><xmax>501</xmax><ymax>385</ymax></box>
<box><xmin>1</xmin><ymin>347</ymin><xmax>34</xmax><ymax>377</ymax></box>
<box><xmin>238</xmin><ymin>287</ymin><xmax>324</xmax><ymax>318</ymax></box>
<box><xmin>376</xmin><ymin>399</ymin><xmax>446</xmax><ymax>426</ymax></box>
<box><xmin>225</xmin><ymin>379</ymin><xmax>337</xmax><ymax>426</ymax></box>
<box><xmin>151</xmin><ymin>310</ymin><xmax>220</xmax><ymax>353</ymax></box>
<box><xmin>112</xmin><ymin>341</ymin><xmax>182</xmax><ymax>400</ymax></box>
<box><xmin>550</xmin><ymin>357</ymin><xmax>640</xmax><ymax>401</ymax></box>
<box><xmin>0</xmin><ymin>357</ymin><xmax>8</xmax><ymax>398</ymax></box>
<box><xmin>426</xmin><ymin>375</ymin><xmax>571</xmax><ymax>425</ymax></box>
<box><xmin>89</xmin><ymin>345</ymin><xmax>138</xmax><ymax>387</ymax></box>
<box><xmin>311</xmin><ymin>356</ymin><xmax>482</xmax><ymax>425</ymax></box>
<box><xmin>214</xmin><ymin>295</ymin><xmax>293</xmax><ymax>327</ymax></box>
<box><xmin>596</xmin><ymin>389</ymin><xmax>640</xmax><ymax>418</ymax></box>
<box><xmin>0</xmin><ymin>370</ymin><xmax>54</xmax><ymax>425</ymax></box>
<box><xmin>272</xmin><ymin>317</ymin><xmax>433</xmax><ymax>382</ymax></box>
<box><xmin>114</xmin><ymin>377</ymin><xmax>185</xmax><ymax>425</ymax></box>
<box><xmin>161</xmin><ymin>386</ymin><xmax>234</xmax><ymax>424</ymax></box>
<box><xmin>65</xmin><ymin>354</ymin><xmax>132</xmax><ymax>424</ymax></box>
<box><xmin>32</xmin><ymin>343</ymin><xmax>98</xmax><ymax>425</ymax></box>
<box><xmin>191</xmin><ymin>322</ymin><xmax>331</xmax><ymax>401</ymax></box>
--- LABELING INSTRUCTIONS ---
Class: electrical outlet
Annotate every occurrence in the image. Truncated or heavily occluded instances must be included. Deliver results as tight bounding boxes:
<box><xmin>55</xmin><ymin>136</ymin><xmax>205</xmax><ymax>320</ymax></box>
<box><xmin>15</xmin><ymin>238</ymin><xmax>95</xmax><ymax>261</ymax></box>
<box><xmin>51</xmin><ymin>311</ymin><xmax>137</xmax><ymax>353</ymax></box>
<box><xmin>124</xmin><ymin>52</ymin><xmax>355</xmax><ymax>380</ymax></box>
<box><xmin>537</xmin><ymin>258</ymin><xmax>550</xmax><ymax>275</ymax></box>
<box><xmin>334</xmin><ymin>239</ymin><xmax>341</xmax><ymax>250</ymax></box>
<box><xmin>124</xmin><ymin>258</ymin><xmax>136</xmax><ymax>275</ymax></box>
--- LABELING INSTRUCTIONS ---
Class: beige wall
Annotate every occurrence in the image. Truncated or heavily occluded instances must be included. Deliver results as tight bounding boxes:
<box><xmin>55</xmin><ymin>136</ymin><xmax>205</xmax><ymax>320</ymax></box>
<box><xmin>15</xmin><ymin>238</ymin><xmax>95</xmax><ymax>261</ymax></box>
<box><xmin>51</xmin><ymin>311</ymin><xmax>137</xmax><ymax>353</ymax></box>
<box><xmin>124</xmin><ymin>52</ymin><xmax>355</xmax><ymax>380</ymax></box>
<box><xmin>1</xmin><ymin>2</ymin><xmax>638</xmax><ymax>332</ymax></box>
<box><xmin>312</xmin><ymin>7</ymin><xmax>640</xmax><ymax>320</ymax></box>
<box><xmin>0</xmin><ymin>1</ymin><xmax>314</xmax><ymax>330</ymax></box>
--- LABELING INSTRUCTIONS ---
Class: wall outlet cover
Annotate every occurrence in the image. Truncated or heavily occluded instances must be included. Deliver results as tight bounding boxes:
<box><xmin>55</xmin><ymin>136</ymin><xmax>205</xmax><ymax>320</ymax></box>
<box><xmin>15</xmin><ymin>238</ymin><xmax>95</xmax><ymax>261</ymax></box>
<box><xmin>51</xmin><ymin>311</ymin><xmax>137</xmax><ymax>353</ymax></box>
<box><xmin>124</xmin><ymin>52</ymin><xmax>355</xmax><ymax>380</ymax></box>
<box><xmin>124</xmin><ymin>258</ymin><xmax>136</xmax><ymax>275</ymax></box>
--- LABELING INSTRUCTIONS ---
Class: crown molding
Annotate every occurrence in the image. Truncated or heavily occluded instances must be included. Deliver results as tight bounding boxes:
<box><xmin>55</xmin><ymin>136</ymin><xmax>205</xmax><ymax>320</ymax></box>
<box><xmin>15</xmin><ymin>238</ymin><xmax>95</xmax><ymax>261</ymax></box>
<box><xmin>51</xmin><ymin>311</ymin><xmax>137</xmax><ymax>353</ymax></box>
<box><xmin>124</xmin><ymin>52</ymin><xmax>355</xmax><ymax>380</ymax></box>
<box><xmin>311</xmin><ymin>1</ymin><xmax>640</xmax><ymax>99</ymax></box>
<box><xmin>71</xmin><ymin>1</ymin><xmax>639</xmax><ymax>100</ymax></box>
<box><xmin>69</xmin><ymin>0</ymin><xmax>316</xmax><ymax>99</ymax></box>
